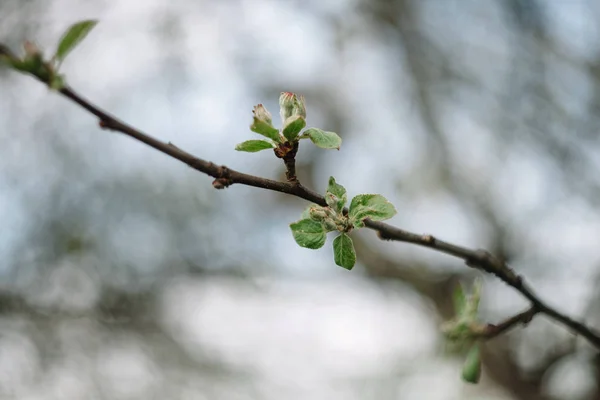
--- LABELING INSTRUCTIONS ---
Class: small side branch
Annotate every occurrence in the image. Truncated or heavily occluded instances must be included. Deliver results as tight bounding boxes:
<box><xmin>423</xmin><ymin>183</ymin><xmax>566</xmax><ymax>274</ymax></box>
<box><xmin>477</xmin><ymin>307</ymin><xmax>539</xmax><ymax>340</ymax></box>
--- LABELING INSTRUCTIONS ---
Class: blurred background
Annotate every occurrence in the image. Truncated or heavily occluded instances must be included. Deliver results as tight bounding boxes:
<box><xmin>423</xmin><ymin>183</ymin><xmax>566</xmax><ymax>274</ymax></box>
<box><xmin>1</xmin><ymin>0</ymin><xmax>600</xmax><ymax>398</ymax></box>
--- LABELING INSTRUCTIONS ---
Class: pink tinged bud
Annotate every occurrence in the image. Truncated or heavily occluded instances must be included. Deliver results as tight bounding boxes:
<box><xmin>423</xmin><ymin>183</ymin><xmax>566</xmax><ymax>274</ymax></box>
<box><xmin>23</xmin><ymin>41</ymin><xmax>40</xmax><ymax>57</ymax></box>
<box><xmin>253</xmin><ymin>104</ymin><xmax>272</xmax><ymax>125</ymax></box>
<box><xmin>16</xmin><ymin>40</ymin><xmax>48</xmax><ymax>80</ymax></box>
<box><xmin>295</xmin><ymin>95</ymin><xmax>306</xmax><ymax>118</ymax></box>
<box><xmin>279</xmin><ymin>92</ymin><xmax>295</xmax><ymax>121</ymax></box>
<box><xmin>308</xmin><ymin>207</ymin><xmax>328</xmax><ymax>221</ymax></box>
<box><xmin>250</xmin><ymin>104</ymin><xmax>280</xmax><ymax>142</ymax></box>
<box><xmin>325</xmin><ymin>193</ymin><xmax>340</xmax><ymax>210</ymax></box>
<box><xmin>279</xmin><ymin>91</ymin><xmax>307</xmax><ymax>123</ymax></box>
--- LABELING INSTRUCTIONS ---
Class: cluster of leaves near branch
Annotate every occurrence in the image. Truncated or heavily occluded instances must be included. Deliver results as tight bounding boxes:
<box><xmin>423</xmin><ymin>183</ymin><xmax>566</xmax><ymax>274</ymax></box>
<box><xmin>234</xmin><ymin>93</ymin><xmax>397</xmax><ymax>269</ymax></box>
<box><xmin>0</xmin><ymin>19</ymin><xmax>97</xmax><ymax>89</ymax></box>
<box><xmin>236</xmin><ymin>93</ymin><xmax>342</xmax><ymax>152</ymax></box>
<box><xmin>8</xmin><ymin>19</ymin><xmax>600</xmax><ymax>385</ymax></box>
<box><xmin>292</xmin><ymin>178</ymin><xmax>397</xmax><ymax>269</ymax></box>
<box><xmin>443</xmin><ymin>281</ymin><xmax>486</xmax><ymax>382</ymax></box>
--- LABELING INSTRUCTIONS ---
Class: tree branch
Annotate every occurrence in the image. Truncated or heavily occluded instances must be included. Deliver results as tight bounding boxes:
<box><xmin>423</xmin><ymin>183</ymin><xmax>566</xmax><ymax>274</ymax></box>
<box><xmin>478</xmin><ymin>306</ymin><xmax>539</xmax><ymax>340</ymax></box>
<box><xmin>15</xmin><ymin>84</ymin><xmax>599</xmax><ymax>349</ymax></box>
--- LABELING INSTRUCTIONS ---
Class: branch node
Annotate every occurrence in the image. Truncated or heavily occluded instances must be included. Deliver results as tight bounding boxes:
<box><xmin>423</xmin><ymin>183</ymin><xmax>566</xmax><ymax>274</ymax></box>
<box><xmin>99</xmin><ymin>119</ymin><xmax>121</xmax><ymax>132</ymax></box>
<box><xmin>421</xmin><ymin>234</ymin><xmax>436</xmax><ymax>245</ymax></box>
<box><xmin>376</xmin><ymin>229</ymin><xmax>393</xmax><ymax>241</ymax></box>
<box><xmin>275</xmin><ymin>141</ymin><xmax>299</xmax><ymax>183</ymax></box>
<box><xmin>212</xmin><ymin>166</ymin><xmax>233</xmax><ymax>190</ymax></box>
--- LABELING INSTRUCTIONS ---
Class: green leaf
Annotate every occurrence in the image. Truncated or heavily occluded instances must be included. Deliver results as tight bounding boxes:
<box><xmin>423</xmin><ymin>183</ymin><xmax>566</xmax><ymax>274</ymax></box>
<box><xmin>333</xmin><ymin>233</ymin><xmax>356</xmax><ymax>270</ymax></box>
<box><xmin>54</xmin><ymin>20</ymin><xmax>98</xmax><ymax>64</ymax></box>
<box><xmin>0</xmin><ymin>44</ymin><xmax>46</xmax><ymax>78</ymax></box>
<box><xmin>235</xmin><ymin>140</ymin><xmax>276</xmax><ymax>152</ymax></box>
<box><xmin>465</xmin><ymin>279</ymin><xmax>482</xmax><ymax>319</ymax></box>
<box><xmin>348</xmin><ymin>194</ymin><xmax>397</xmax><ymax>228</ymax></box>
<box><xmin>327</xmin><ymin>176</ymin><xmax>347</xmax><ymax>199</ymax></box>
<box><xmin>462</xmin><ymin>343</ymin><xmax>482</xmax><ymax>384</ymax></box>
<box><xmin>326</xmin><ymin>176</ymin><xmax>347</xmax><ymax>212</ymax></box>
<box><xmin>282</xmin><ymin>115</ymin><xmax>306</xmax><ymax>141</ymax></box>
<box><xmin>6</xmin><ymin>53</ymin><xmax>45</xmax><ymax>76</ymax></box>
<box><xmin>250</xmin><ymin>104</ymin><xmax>281</xmax><ymax>142</ymax></box>
<box><xmin>250</xmin><ymin>118</ymin><xmax>281</xmax><ymax>142</ymax></box>
<box><xmin>304</xmin><ymin>128</ymin><xmax>342</xmax><ymax>150</ymax></box>
<box><xmin>453</xmin><ymin>283</ymin><xmax>467</xmax><ymax>316</ymax></box>
<box><xmin>290</xmin><ymin>219</ymin><xmax>326</xmax><ymax>249</ymax></box>
<box><xmin>4</xmin><ymin>58</ymin><xmax>34</xmax><ymax>73</ymax></box>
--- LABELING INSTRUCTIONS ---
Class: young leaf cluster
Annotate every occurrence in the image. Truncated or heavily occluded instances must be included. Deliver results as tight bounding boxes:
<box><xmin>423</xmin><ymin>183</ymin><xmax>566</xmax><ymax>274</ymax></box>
<box><xmin>442</xmin><ymin>281</ymin><xmax>484</xmax><ymax>384</ymax></box>
<box><xmin>289</xmin><ymin>177</ymin><xmax>397</xmax><ymax>270</ymax></box>
<box><xmin>0</xmin><ymin>20</ymin><xmax>97</xmax><ymax>90</ymax></box>
<box><xmin>236</xmin><ymin>92</ymin><xmax>343</xmax><ymax>155</ymax></box>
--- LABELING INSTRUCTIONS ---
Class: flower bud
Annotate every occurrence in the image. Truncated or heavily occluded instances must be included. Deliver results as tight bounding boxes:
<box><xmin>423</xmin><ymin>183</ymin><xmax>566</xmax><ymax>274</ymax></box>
<box><xmin>253</xmin><ymin>104</ymin><xmax>272</xmax><ymax>125</ymax></box>
<box><xmin>325</xmin><ymin>193</ymin><xmax>340</xmax><ymax>211</ymax></box>
<box><xmin>324</xmin><ymin>207</ymin><xmax>337</xmax><ymax>218</ymax></box>
<box><xmin>250</xmin><ymin>104</ymin><xmax>280</xmax><ymax>142</ymax></box>
<box><xmin>23</xmin><ymin>41</ymin><xmax>41</xmax><ymax>57</ymax></box>
<box><xmin>323</xmin><ymin>218</ymin><xmax>338</xmax><ymax>232</ymax></box>
<box><xmin>308</xmin><ymin>206</ymin><xmax>328</xmax><ymax>221</ymax></box>
<box><xmin>18</xmin><ymin>41</ymin><xmax>48</xmax><ymax>81</ymax></box>
<box><xmin>279</xmin><ymin>92</ymin><xmax>306</xmax><ymax>122</ymax></box>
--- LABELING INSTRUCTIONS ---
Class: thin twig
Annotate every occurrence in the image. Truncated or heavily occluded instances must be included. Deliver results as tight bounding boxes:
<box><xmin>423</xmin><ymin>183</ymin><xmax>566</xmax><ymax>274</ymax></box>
<box><xmin>15</xmin><ymin>84</ymin><xmax>597</xmax><ymax>349</ymax></box>
<box><xmin>477</xmin><ymin>307</ymin><xmax>539</xmax><ymax>340</ymax></box>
